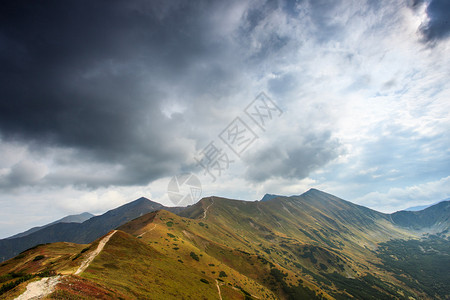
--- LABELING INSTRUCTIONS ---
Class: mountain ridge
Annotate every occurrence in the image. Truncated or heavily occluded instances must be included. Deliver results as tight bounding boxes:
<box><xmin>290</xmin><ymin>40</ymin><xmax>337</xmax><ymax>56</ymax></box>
<box><xmin>402</xmin><ymin>198</ymin><xmax>449</xmax><ymax>211</ymax></box>
<box><xmin>0</xmin><ymin>197</ymin><xmax>183</xmax><ymax>262</ymax></box>
<box><xmin>391</xmin><ymin>200</ymin><xmax>450</xmax><ymax>233</ymax></box>
<box><xmin>1</xmin><ymin>189</ymin><xmax>449</xmax><ymax>299</ymax></box>
<box><xmin>2</xmin><ymin>189</ymin><xmax>448</xmax><ymax>263</ymax></box>
<box><xmin>5</xmin><ymin>212</ymin><xmax>94</xmax><ymax>240</ymax></box>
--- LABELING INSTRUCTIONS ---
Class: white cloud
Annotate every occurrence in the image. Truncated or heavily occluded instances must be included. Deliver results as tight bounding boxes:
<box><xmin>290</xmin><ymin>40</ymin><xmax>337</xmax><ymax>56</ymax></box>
<box><xmin>355</xmin><ymin>176</ymin><xmax>450</xmax><ymax>212</ymax></box>
<box><xmin>0</xmin><ymin>0</ymin><xmax>449</xmax><ymax>237</ymax></box>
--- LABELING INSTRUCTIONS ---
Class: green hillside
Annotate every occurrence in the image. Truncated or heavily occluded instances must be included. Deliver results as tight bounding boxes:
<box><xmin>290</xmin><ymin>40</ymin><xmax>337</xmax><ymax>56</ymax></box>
<box><xmin>1</xmin><ymin>189</ymin><xmax>449</xmax><ymax>299</ymax></box>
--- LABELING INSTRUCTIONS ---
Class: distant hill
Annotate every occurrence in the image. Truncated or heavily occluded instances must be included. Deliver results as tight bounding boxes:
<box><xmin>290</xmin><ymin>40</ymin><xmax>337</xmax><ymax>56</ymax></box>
<box><xmin>402</xmin><ymin>198</ymin><xmax>449</xmax><ymax>211</ymax></box>
<box><xmin>0</xmin><ymin>197</ymin><xmax>183</xmax><ymax>262</ymax></box>
<box><xmin>403</xmin><ymin>204</ymin><xmax>434</xmax><ymax>211</ymax></box>
<box><xmin>391</xmin><ymin>200</ymin><xmax>450</xmax><ymax>232</ymax></box>
<box><xmin>6</xmin><ymin>212</ymin><xmax>94</xmax><ymax>239</ymax></box>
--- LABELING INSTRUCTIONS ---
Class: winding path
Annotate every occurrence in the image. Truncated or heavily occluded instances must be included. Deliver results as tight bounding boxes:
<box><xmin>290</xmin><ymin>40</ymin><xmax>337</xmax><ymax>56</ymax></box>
<box><xmin>75</xmin><ymin>230</ymin><xmax>117</xmax><ymax>275</ymax></box>
<box><xmin>15</xmin><ymin>276</ymin><xmax>61</xmax><ymax>300</ymax></box>
<box><xmin>215</xmin><ymin>279</ymin><xmax>222</xmax><ymax>300</ymax></box>
<box><xmin>202</xmin><ymin>198</ymin><xmax>214</xmax><ymax>219</ymax></box>
<box><xmin>137</xmin><ymin>224</ymin><xmax>156</xmax><ymax>238</ymax></box>
<box><xmin>15</xmin><ymin>230</ymin><xmax>118</xmax><ymax>299</ymax></box>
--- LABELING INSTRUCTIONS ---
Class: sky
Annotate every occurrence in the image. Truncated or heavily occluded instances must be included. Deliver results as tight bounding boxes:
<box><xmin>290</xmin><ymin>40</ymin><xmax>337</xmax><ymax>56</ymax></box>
<box><xmin>0</xmin><ymin>0</ymin><xmax>449</xmax><ymax>238</ymax></box>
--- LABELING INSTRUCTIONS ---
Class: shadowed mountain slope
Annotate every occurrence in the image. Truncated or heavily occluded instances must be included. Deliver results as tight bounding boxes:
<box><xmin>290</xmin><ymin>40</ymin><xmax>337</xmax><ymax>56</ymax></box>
<box><xmin>0</xmin><ymin>198</ymin><xmax>182</xmax><ymax>262</ymax></box>
<box><xmin>6</xmin><ymin>212</ymin><xmax>94</xmax><ymax>240</ymax></box>
<box><xmin>391</xmin><ymin>200</ymin><xmax>450</xmax><ymax>232</ymax></box>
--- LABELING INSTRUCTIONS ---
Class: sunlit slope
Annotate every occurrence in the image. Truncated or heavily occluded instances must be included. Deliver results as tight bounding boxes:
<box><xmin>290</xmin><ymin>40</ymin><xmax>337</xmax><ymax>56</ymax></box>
<box><xmin>2</xmin><ymin>189</ymin><xmax>447</xmax><ymax>299</ymax></box>
<box><xmin>119</xmin><ymin>191</ymin><xmax>423</xmax><ymax>299</ymax></box>
<box><xmin>0</xmin><ymin>242</ymin><xmax>87</xmax><ymax>299</ymax></box>
<box><xmin>181</xmin><ymin>189</ymin><xmax>416</xmax><ymax>254</ymax></box>
<box><xmin>174</xmin><ymin>190</ymin><xmax>424</xmax><ymax>299</ymax></box>
<box><xmin>80</xmin><ymin>230</ymin><xmax>229</xmax><ymax>299</ymax></box>
<box><xmin>119</xmin><ymin>210</ymin><xmax>321</xmax><ymax>299</ymax></box>
<box><xmin>0</xmin><ymin>242</ymin><xmax>86</xmax><ymax>276</ymax></box>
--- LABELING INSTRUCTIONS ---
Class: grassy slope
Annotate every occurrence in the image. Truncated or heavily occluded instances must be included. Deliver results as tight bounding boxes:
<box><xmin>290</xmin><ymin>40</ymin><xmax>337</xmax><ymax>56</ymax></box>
<box><xmin>0</xmin><ymin>242</ymin><xmax>86</xmax><ymax>299</ymax></box>
<box><xmin>119</xmin><ymin>207</ymin><xmax>334</xmax><ymax>299</ymax></box>
<box><xmin>2</xmin><ymin>189</ymin><xmax>445</xmax><ymax>299</ymax></box>
<box><xmin>177</xmin><ymin>193</ymin><xmax>424</xmax><ymax>299</ymax></box>
<box><xmin>0</xmin><ymin>242</ymin><xmax>86</xmax><ymax>275</ymax></box>
<box><xmin>118</xmin><ymin>211</ymin><xmax>279</xmax><ymax>299</ymax></box>
<box><xmin>81</xmin><ymin>230</ymin><xmax>222</xmax><ymax>299</ymax></box>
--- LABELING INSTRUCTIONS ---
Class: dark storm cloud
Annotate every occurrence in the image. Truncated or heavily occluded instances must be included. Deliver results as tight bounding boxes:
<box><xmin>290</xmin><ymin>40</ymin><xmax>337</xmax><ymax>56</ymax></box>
<box><xmin>0</xmin><ymin>0</ymin><xmax>244</xmax><ymax>187</ymax></box>
<box><xmin>415</xmin><ymin>0</ymin><xmax>450</xmax><ymax>42</ymax></box>
<box><xmin>2</xmin><ymin>0</ymin><xmax>427</xmax><ymax>191</ymax></box>
<box><xmin>244</xmin><ymin>131</ymin><xmax>342</xmax><ymax>182</ymax></box>
<box><xmin>0</xmin><ymin>0</ymin><xmax>213</xmax><ymax>145</ymax></box>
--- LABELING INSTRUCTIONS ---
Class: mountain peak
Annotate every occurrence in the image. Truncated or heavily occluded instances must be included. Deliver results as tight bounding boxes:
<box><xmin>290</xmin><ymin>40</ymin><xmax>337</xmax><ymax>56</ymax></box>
<box><xmin>260</xmin><ymin>194</ymin><xmax>282</xmax><ymax>202</ymax></box>
<box><xmin>260</xmin><ymin>189</ymin><xmax>328</xmax><ymax>202</ymax></box>
<box><xmin>298</xmin><ymin>188</ymin><xmax>334</xmax><ymax>199</ymax></box>
<box><xmin>303</xmin><ymin>188</ymin><xmax>325</xmax><ymax>195</ymax></box>
<box><xmin>135</xmin><ymin>196</ymin><xmax>151</xmax><ymax>203</ymax></box>
<box><xmin>122</xmin><ymin>197</ymin><xmax>159</xmax><ymax>208</ymax></box>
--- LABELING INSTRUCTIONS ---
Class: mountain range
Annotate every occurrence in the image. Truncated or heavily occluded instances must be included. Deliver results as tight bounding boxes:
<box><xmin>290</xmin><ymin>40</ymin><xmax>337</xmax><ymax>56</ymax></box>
<box><xmin>402</xmin><ymin>199</ymin><xmax>449</xmax><ymax>211</ymax></box>
<box><xmin>5</xmin><ymin>212</ymin><xmax>94</xmax><ymax>240</ymax></box>
<box><xmin>0</xmin><ymin>189</ymin><xmax>449</xmax><ymax>299</ymax></box>
<box><xmin>0</xmin><ymin>198</ymin><xmax>183</xmax><ymax>262</ymax></box>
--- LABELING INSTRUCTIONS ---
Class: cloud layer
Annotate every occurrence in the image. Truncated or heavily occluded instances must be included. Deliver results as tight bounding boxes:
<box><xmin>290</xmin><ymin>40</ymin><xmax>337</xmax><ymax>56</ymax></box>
<box><xmin>0</xmin><ymin>0</ymin><xmax>449</xmax><ymax>237</ymax></box>
<box><xmin>418</xmin><ymin>0</ymin><xmax>450</xmax><ymax>42</ymax></box>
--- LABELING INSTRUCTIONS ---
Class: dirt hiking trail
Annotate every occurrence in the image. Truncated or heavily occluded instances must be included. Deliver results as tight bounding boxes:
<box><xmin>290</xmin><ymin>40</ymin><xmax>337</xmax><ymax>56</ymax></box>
<box><xmin>14</xmin><ymin>230</ymin><xmax>117</xmax><ymax>299</ymax></box>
